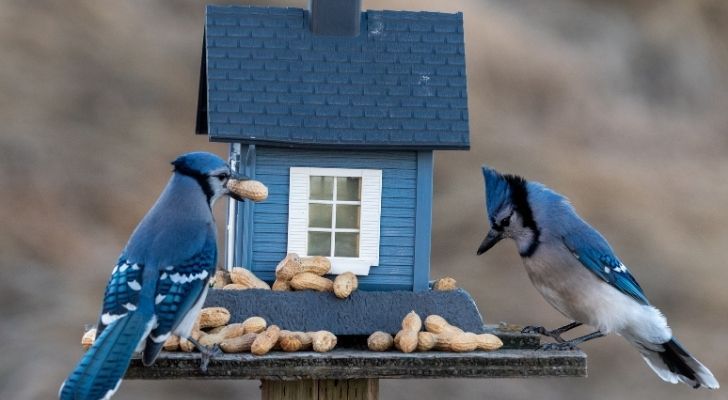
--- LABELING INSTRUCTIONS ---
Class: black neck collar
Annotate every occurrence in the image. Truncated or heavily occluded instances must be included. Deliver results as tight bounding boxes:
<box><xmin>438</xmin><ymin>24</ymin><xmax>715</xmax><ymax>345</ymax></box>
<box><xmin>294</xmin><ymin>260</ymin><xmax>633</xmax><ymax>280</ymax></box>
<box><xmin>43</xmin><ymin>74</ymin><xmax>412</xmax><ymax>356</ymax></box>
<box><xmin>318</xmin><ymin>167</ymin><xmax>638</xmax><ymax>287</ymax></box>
<box><xmin>504</xmin><ymin>174</ymin><xmax>540</xmax><ymax>257</ymax></box>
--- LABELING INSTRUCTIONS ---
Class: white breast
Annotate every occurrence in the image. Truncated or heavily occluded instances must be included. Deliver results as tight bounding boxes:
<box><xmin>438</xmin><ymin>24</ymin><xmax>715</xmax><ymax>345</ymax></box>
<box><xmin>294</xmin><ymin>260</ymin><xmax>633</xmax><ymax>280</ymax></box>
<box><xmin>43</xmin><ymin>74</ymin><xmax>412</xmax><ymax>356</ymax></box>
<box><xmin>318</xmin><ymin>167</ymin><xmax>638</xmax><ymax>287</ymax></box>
<box><xmin>522</xmin><ymin>244</ymin><xmax>671</xmax><ymax>343</ymax></box>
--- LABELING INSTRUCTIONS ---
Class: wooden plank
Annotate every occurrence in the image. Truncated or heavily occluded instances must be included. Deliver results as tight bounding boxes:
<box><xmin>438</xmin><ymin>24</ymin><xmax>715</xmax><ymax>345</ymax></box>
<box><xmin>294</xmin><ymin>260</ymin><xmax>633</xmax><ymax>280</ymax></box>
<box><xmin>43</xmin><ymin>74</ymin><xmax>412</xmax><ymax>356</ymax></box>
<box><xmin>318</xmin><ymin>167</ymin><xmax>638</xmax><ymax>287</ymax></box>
<box><xmin>125</xmin><ymin>348</ymin><xmax>586</xmax><ymax>380</ymax></box>
<box><xmin>261</xmin><ymin>379</ymin><xmax>317</xmax><ymax>399</ymax></box>
<box><xmin>261</xmin><ymin>379</ymin><xmax>378</xmax><ymax>400</ymax></box>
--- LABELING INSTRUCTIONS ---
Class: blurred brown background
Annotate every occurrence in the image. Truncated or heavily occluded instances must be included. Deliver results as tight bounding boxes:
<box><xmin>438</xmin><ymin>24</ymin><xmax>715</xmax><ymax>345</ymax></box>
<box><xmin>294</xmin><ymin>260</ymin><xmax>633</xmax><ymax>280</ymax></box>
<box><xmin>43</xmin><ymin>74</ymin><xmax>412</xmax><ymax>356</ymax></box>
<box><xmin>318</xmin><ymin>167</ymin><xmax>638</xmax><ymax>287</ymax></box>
<box><xmin>1</xmin><ymin>0</ymin><xmax>726</xmax><ymax>399</ymax></box>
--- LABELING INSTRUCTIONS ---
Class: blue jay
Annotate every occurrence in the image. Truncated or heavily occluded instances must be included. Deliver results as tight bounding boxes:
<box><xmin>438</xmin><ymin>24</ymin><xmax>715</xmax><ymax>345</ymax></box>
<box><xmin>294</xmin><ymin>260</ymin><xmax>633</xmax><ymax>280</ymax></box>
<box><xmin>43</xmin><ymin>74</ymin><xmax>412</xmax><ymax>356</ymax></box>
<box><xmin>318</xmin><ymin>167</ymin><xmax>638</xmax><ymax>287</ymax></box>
<box><xmin>60</xmin><ymin>152</ymin><xmax>252</xmax><ymax>400</ymax></box>
<box><xmin>478</xmin><ymin>166</ymin><xmax>718</xmax><ymax>389</ymax></box>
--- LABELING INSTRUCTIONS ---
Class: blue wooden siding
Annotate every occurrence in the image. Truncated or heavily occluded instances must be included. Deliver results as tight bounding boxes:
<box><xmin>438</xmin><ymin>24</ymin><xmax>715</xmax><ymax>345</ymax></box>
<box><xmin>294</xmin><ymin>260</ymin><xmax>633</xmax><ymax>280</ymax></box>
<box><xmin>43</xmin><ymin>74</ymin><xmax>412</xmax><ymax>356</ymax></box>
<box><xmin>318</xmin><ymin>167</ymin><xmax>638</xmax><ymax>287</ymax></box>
<box><xmin>249</xmin><ymin>147</ymin><xmax>420</xmax><ymax>291</ymax></box>
<box><xmin>413</xmin><ymin>151</ymin><xmax>433</xmax><ymax>292</ymax></box>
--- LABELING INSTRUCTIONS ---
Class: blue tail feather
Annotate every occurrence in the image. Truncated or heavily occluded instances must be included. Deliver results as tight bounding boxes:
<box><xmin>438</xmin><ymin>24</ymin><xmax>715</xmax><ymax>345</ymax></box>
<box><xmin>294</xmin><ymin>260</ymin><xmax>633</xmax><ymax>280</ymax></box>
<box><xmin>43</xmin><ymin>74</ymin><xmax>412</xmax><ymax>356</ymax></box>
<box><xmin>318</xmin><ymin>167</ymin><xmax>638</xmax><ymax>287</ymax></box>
<box><xmin>59</xmin><ymin>311</ymin><xmax>151</xmax><ymax>400</ymax></box>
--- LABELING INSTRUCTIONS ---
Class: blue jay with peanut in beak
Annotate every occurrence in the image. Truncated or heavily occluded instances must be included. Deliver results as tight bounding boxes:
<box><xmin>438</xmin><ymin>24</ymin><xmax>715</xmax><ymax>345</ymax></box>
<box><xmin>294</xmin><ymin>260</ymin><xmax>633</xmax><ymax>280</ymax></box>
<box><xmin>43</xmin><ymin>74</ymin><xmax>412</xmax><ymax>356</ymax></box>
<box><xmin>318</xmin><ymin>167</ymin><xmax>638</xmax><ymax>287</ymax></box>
<box><xmin>60</xmin><ymin>152</ymin><xmax>259</xmax><ymax>400</ymax></box>
<box><xmin>478</xmin><ymin>165</ymin><xmax>718</xmax><ymax>389</ymax></box>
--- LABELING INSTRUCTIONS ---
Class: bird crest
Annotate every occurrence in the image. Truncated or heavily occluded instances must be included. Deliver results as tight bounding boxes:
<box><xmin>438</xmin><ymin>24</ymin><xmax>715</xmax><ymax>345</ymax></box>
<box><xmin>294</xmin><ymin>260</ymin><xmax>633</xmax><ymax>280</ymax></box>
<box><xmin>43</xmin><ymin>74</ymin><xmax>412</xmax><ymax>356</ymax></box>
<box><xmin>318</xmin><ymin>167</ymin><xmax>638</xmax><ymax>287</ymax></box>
<box><xmin>171</xmin><ymin>152</ymin><xmax>229</xmax><ymax>177</ymax></box>
<box><xmin>482</xmin><ymin>165</ymin><xmax>512</xmax><ymax>219</ymax></box>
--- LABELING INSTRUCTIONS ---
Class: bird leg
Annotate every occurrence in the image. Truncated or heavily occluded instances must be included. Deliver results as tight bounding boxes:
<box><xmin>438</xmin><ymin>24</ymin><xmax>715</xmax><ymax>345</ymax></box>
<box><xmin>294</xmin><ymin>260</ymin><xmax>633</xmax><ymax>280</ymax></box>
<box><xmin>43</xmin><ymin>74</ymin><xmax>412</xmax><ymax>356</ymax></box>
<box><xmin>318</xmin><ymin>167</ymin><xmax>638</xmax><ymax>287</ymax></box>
<box><xmin>522</xmin><ymin>321</ymin><xmax>583</xmax><ymax>343</ymax></box>
<box><xmin>540</xmin><ymin>331</ymin><xmax>605</xmax><ymax>351</ymax></box>
<box><xmin>186</xmin><ymin>337</ymin><xmax>223</xmax><ymax>373</ymax></box>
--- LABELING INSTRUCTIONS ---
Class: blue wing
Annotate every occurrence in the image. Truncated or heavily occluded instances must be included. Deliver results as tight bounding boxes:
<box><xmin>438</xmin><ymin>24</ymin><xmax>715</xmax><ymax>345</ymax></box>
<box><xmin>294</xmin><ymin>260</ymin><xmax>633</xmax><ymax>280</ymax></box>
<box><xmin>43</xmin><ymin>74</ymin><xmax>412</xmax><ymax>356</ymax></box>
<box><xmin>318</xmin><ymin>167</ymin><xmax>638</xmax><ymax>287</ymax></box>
<box><xmin>141</xmin><ymin>234</ymin><xmax>217</xmax><ymax>365</ymax></box>
<box><xmin>96</xmin><ymin>258</ymin><xmax>145</xmax><ymax>335</ymax></box>
<box><xmin>561</xmin><ymin>230</ymin><xmax>649</xmax><ymax>305</ymax></box>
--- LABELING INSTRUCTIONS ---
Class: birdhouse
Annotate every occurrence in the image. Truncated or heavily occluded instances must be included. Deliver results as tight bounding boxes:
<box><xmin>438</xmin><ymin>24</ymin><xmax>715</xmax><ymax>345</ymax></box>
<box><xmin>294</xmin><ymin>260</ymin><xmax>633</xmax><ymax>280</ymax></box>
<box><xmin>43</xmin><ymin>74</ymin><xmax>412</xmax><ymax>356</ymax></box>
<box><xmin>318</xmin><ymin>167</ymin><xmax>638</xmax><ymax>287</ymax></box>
<box><xmin>196</xmin><ymin>0</ymin><xmax>469</xmax><ymax>293</ymax></box>
<box><xmin>127</xmin><ymin>3</ymin><xmax>587</xmax><ymax>392</ymax></box>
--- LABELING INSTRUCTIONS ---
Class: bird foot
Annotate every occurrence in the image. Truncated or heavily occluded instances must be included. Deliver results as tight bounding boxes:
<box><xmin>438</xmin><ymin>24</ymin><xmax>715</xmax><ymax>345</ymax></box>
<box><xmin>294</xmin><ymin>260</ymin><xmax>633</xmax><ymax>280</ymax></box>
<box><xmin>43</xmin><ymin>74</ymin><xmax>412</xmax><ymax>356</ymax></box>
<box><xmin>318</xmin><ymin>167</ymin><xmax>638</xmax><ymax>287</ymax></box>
<box><xmin>521</xmin><ymin>325</ymin><xmax>548</xmax><ymax>335</ymax></box>
<box><xmin>187</xmin><ymin>337</ymin><xmax>223</xmax><ymax>373</ymax></box>
<box><xmin>540</xmin><ymin>341</ymin><xmax>579</xmax><ymax>351</ymax></box>
<box><xmin>522</xmin><ymin>325</ymin><xmax>566</xmax><ymax>343</ymax></box>
<box><xmin>198</xmin><ymin>344</ymin><xmax>222</xmax><ymax>373</ymax></box>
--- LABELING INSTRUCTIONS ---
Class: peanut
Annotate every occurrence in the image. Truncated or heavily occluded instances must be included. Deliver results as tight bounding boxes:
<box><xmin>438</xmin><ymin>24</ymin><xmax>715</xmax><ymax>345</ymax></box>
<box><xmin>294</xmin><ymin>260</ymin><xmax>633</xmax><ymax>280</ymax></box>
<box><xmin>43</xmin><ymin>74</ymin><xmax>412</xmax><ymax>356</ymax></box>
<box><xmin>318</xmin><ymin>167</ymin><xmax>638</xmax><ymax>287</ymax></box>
<box><xmin>424</xmin><ymin>315</ymin><xmax>463</xmax><ymax>336</ymax></box>
<box><xmin>449</xmin><ymin>332</ymin><xmax>479</xmax><ymax>352</ymax></box>
<box><xmin>163</xmin><ymin>335</ymin><xmax>180</xmax><ymax>351</ymax></box>
<box><xmin>198</xmin><ymin>307</ymin><xmax>230</xmax><ymax>329</ymax></box>
<box><xmin>434</xmin><ymin>333</ymin><xmax>456</xmax><ymax>351</ymax></box>
<box><xmin>220</xmin><ymin>332</ymin><xmax>258</xmax><ymax>353</ymax></box>
<box><xmin>402</xmin><ymin>311</ymin><xmax>422</xmax><ymax>332</ymax></box>
<box><xmin>473</xmin><ymin>333</ymin><xmax>503</xmax><ymax>351</ymax></box>
<box><xmin>432</xmin><ymin>277</ymin><xmax>457</xmax><ymax>291</ymax></box>
<box><xmin>230</xmin><ymin>267</ymin><xmax>271</xmax><ymax>290</ymax></box>
<box><xmin>447</xmin><ymin>332</ymin><xmax>503</xmax><ymax>352</ymax></box>
<box><xmin>310</xmin><ymin>331</ymin><xmax>337</xmax><ymax>352</ymax></box>
<box><xmin>179</xmin><ymin>328</ymin><xmax>202</xmax><ymax>352</ymax></box>
<box><xmin>251</xmin><ymin>325</ymin><xmax>281</xmax><ymax>355</ymax></box>
<box><xmin>81</xmin><ymin>328</ymin><xmax>96</xmax><ymax>350</ymax></box>
<box><xmin>275</xmin><ymin>253</ymin><xmax>302</xmax><ymax>281</ymax></box>
<box><xmin>198</xmin><ymin>323</ymin><xmax>247</xmax><ymax>347</ymax></box>
<box><xmin>394</xmin><ymin>330</ymin><xmax>418</xmax><ymax>353</ymax></box>
<box><xmin>272</xmin><ymin>279</ymin><xmax>291</xmax><ymax>291</ymax></box>
<box><xmin>417</xmin><ymin>331</ymin><xmax>437</xmax><ymax>352</ymax></box>
<box><xmin>279</xmin><ymin>331</ymin><xmax>312</xmax><ymax>352</ymax></box>
<box><xmin>206</xmin><ymin>326</ymin><xmax>225</xmax><ymax>334</ymax></box>
<box><xmin>211</xmin><ymin>269</ymin><xmax>232</xmax><ymax>289</ymax></box>
<box><xmin>226</xmin><ymin>179</ymin><xmax>268</xmax><ymax>202</ymax></box>
<box><xmin>421</xmin><ymin>327</ymin><xmax>502</xmax><ymax>352</ymax></box>
<box><xmin>333</xmin><ymin>272</ymin><xmax>358</xmax><ymax>299</ymax></box>
<box><xmin>290</xmin><ymin>272</ymin><xmax>334</xmax><ymax>292</ymax></box>
<box><xmin>223</xmin><ymin>284</ymin><xmax>249</xmax><ymax>290</ymax></box>
<box><xmin>393</xmin><ymin>311</ymin><xmax>422</xmax><ymax>353</ymax></box>
<box><xmin>241</xmin><ymin>316</ymin><xmax>267</xmax><ymax>334</ymax></box>
<box><xmin>300</xmin><ymin>256</ymin><xmax>331</xmax><ymax>276</ymax></box>
<box><xmin>367</xmin><ymin>331</ymin><xmax>394</xmax><ymax>352</ymax></box>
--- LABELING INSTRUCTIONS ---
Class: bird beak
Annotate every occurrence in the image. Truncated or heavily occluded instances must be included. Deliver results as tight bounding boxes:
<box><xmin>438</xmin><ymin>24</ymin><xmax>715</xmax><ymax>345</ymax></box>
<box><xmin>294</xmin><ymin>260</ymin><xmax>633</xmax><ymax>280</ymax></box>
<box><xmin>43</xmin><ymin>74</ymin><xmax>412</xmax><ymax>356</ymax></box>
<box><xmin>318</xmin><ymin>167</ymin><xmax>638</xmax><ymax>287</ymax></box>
<box><xmin>477</xmin><ymin>229</ymin><xmax>503</xmax><ymax>255</ymax></box>
<box><xmin>225</xmin><ymin>172</ymin><xmax>250</xmax><ymax>202</ymax></box>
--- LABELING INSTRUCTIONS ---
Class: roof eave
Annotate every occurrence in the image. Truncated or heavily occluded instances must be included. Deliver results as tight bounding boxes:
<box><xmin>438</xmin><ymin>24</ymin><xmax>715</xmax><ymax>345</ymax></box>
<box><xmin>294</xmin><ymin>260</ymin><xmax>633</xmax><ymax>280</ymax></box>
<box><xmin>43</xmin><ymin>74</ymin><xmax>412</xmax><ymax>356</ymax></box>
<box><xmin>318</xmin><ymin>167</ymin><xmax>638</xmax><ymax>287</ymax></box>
<box><xmin>207</xmin><ymin>135</ymin><xmax>470</xmax><ymax>151</ymax></box>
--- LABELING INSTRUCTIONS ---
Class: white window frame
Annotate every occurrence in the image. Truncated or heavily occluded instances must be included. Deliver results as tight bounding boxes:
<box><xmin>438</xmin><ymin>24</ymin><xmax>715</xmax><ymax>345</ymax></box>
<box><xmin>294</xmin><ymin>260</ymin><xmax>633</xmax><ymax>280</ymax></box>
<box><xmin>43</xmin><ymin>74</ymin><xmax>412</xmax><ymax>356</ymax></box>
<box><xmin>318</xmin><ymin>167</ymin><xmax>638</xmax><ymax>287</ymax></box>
<box><xmin>287</xmin><ymin>167</ymin><xmax>382</xmax><ymax>275</ymax></box>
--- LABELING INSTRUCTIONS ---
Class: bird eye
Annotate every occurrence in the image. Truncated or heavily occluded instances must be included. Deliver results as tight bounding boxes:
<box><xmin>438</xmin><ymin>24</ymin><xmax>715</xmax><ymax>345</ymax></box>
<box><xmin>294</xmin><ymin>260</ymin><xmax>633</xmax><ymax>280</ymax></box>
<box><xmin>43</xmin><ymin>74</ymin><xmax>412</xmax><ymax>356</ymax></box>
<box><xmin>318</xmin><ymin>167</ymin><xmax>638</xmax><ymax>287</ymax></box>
<box><xmin>217</xmin><ymin>173</ymin><xmax>229</xmax><ymax>181</ymax></box>
<box><xmin>500</xmin><ymin>214</ymin><xmax>511</xmax><ymax>228</ymax></box>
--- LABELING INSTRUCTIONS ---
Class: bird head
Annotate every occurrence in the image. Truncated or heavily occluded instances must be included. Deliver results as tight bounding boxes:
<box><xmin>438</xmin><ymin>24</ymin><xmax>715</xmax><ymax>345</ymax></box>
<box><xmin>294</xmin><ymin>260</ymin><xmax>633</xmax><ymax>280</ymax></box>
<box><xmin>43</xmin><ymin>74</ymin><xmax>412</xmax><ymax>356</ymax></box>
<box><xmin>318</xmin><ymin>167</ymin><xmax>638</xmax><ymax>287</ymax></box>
<box><xmin>171</xmin><ymin>152</ymin><xmax>251</xmax><ymax>205</ymax></box>
<box><xmin>478</xmin><ymin>165</ymin><xmax>540</xmax><ymax>257</ymax></box>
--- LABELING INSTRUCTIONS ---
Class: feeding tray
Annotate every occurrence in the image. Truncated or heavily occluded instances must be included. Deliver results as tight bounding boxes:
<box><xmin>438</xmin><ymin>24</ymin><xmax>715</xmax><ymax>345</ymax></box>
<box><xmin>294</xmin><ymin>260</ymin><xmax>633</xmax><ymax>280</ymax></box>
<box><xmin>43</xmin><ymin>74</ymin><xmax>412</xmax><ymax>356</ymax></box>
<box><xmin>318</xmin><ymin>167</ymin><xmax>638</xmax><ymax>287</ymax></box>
<box><xmin>202</xmin><ymin>288</ymin><xmax>487</xmax><ymax>335</ymax></box>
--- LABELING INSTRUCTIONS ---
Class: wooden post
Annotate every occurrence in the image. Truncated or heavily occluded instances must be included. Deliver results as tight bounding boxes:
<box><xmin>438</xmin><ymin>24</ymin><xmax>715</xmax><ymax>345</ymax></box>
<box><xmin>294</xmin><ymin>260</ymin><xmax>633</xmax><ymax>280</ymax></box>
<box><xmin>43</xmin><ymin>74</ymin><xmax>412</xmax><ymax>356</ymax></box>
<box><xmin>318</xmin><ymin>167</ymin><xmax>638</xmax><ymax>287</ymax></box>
<box><xmin>261</xmin><ymin>379</ymin><xmax>378</xmax><ymax>400</ymax></box>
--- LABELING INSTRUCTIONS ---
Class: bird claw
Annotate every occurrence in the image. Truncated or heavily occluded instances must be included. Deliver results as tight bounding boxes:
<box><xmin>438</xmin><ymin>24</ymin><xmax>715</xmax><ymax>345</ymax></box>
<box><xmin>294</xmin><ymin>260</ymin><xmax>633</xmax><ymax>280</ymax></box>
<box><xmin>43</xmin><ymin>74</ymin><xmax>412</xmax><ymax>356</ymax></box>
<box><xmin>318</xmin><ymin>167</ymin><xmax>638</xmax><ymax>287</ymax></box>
<box><xmin>187</xmin><ymin>337</ymin><xmax>223</xmax><ymax>373</ymax></box>
<box><xmin>198</xmin><ymin>344</ymin><xmax>222</xmax><ymax>373</ymax></box>
<box><xmin>540</xmin><ymin>341</ymin><xmax>579</xmax><ymax>351</ymax></box>
<box><xmin>522</xmin><ymin>325</ymin><xmax>566</xmax><ymax>343</ymax></box>
<box><xmin>521</xmin><ymin>325</ymin><xmax>548</xmax><ymax>335</ymax></box>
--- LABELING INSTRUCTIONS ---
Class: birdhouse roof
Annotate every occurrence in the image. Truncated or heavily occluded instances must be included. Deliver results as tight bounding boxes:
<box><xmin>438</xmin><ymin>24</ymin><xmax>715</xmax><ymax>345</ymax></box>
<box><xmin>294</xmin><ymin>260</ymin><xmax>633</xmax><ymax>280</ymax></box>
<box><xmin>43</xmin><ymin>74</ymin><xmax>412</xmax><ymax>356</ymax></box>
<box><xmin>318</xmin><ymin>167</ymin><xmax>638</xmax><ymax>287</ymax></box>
<box><xmin>196</xmin><ymin>6</ymin><xmax>470</xmax><ymax>150</ymax></box>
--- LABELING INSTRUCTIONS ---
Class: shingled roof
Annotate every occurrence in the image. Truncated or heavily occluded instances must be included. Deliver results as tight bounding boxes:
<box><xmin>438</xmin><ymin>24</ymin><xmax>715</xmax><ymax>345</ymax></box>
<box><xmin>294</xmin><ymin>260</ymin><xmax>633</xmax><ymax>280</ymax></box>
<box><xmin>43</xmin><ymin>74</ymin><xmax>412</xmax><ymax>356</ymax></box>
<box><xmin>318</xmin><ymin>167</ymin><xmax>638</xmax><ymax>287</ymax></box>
<box><xmin>196</xmin><ymin>5</ymin><xmax>470</xmax><ymax>150</ymax></box>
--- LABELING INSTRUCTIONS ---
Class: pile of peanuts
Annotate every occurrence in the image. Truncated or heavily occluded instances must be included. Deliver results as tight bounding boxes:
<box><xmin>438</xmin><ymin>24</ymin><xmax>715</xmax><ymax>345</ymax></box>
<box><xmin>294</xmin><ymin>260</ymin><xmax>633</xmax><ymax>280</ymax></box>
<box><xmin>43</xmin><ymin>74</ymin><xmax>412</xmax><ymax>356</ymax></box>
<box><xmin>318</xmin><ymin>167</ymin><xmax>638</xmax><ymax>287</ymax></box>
<box><xmin>81</xmin><ymin>306</ymin><xmax>337</xmax><ymax>355</ymax></box>
<box><xmin>367</xmin><ymin>312</ymin><xmax>503</xmax><ymax>353</ymax></box>
<box><xmin>212</xmin><ymin>254</ymin><xmax>358</xmax><ymax>299</ymax></box>
<box><xmin>81</xmin><ymin>309</ymin><xmax>501</xmax><ymax>355</ymax></box>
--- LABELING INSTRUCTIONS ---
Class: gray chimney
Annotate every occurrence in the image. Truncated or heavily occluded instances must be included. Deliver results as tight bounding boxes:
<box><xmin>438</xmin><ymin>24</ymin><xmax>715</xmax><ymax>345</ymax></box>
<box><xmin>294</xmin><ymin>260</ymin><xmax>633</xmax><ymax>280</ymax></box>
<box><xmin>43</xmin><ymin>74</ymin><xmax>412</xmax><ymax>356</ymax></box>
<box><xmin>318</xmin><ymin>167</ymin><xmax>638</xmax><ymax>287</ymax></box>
<box><xmin>308</xmin><ymin>0</ymin><xmax>362</xmax><ymax>36</ymax></box>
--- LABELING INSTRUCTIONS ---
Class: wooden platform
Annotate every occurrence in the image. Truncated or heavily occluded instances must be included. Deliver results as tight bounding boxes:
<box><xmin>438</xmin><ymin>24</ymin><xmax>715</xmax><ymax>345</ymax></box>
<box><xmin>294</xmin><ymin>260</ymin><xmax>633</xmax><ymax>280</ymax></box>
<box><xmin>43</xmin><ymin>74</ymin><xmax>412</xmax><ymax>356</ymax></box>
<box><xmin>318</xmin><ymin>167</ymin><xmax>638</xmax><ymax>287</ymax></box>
<box><xmin>127</xmin><ymin>348</ymin><xmax>585</xmax><ymax>380</ymax></box>
<box><xmin>126</xmin><ymin>326</ymin><xmax>587</xmax><ymax>381</ymax></box>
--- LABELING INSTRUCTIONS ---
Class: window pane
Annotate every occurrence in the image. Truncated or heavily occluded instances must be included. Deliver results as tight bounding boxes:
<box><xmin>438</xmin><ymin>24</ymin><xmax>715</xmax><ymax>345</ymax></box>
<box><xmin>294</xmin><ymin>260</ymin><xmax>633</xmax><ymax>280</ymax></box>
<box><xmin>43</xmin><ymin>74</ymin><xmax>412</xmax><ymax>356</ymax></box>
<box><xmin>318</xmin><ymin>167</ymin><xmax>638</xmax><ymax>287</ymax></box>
<box><xmin>308</xmin><ymin>232</ymin><xmax>332</xmax><ymax>256</ymax></box>
<box><xmin>310</xmin><ymin>176</ymin><xmax>333</xmax><ymax>200</ymax></box>
<box><xmin>309</xmin><ymin>204</ymin><xmax>332</xmax><ymax>228</ymax></box>
<box><xmin>337</xmin><ymin>177</ymin><xmax>361</xmax><ymax>201</ymax></box>
<box><xmin>335</xmin><ymin>205</ymin><xmax>360</xmax><ymax>229</ymax></box>
<box><xmin>335</xmin><ymin>232</ymin><xmax>359</xmax><ymax>257</ymax></box>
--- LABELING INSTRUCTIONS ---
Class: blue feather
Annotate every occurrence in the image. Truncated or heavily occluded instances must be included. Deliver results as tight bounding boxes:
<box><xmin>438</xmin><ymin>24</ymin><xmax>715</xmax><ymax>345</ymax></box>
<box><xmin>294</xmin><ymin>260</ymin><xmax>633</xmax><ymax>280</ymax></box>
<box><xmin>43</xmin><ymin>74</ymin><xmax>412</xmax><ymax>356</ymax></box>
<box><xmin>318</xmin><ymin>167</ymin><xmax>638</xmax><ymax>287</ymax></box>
<box><xmin>142</xmin><ymin>236</ymin><xmax>217</xmax><ymax>366</ymax></box>
<box><xmin>482</xmin><ymin>166</ymin><xmax>511</xmax><ymax>219</ymax></box>
<box><xmin>60</xmin><ymin>308</ymin><xmax>153</xmax><ymax>400</ymax></box>
<box><xmin>561</xmin><ymin>229</ymin><xmax>649</xmax><ymax>305</ymax></box>
<box><xmin>97</xmin><ymin>258</ymin><xmax>144</xmax><ymax>335</ymax></box>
